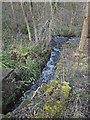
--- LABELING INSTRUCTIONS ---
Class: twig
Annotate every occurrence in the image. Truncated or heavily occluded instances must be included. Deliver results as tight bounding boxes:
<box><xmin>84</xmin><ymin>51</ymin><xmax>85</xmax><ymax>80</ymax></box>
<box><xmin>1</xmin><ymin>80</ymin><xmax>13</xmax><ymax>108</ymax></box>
<box><xmin>31</xmin><ymin>86</ymin><xmax>40</xmax><ymax>100</ymax></box>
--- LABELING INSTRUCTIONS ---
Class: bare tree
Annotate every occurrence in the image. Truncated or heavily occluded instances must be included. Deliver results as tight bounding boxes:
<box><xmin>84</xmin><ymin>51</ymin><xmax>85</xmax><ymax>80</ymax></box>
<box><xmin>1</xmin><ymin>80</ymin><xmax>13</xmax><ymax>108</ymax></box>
<box><xmin>48</xmin><ymin>1</ymin><xmax>57</xmax><ymax>43</ymax></box>
<box><xmin>69</xmin><ymin>3</ymin><xmax>77</xmax><ymax>34</ymax></box>
<box><xmin>29</xmin><ymin>1</ymin><xmax>38</xmax><ymax>43</ymax></box>
<box><xmin>42</xmin><ymin>2</ymin><xmax>57</xmax><ymax>47</ymax></box>
<box><xmin>10</xmin><ymin>1</ymin><xmax>17</xmax><ymax>29</ymax></box>
<box><xmin>21</xmin><ymin>1</ymin><xmax>32</xmax><ymax>42</ymax></box>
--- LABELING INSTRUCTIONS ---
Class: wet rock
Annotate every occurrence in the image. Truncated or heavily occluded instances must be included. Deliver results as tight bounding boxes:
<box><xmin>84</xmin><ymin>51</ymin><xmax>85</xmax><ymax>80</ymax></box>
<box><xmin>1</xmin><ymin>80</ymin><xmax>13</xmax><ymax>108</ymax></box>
<box><xmin>2</xmin><ymin>68</ymin><xmax>32</xmax><ymax>114</ymax></box>
<box><xmin>2</xmin><ymin>68</ymin><xmax>14</xmax><ymax>80</ymax></box>
<box><xmin>49</xmin><ymin>35</ymin><xmax>68</xmax><ymax>49</ymax></box>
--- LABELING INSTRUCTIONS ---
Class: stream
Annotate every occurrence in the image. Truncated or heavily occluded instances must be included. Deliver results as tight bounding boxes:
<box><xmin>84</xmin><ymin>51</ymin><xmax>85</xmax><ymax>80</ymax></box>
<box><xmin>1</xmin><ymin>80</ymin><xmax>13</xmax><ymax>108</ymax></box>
<box><xmin>20</xmin><ymin>36</ymin><xmax>69</xmax><ymax>100</ymax></box>
<box><xmin>7</xmin><ymin>36</ymin><xmax>79</xmax><ymax>113</ymax></box>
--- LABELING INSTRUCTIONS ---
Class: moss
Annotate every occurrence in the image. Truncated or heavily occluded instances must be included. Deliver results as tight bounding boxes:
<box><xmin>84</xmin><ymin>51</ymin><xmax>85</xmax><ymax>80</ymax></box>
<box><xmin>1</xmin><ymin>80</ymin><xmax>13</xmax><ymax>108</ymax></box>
<box><xmin>50</xmin><ymin>79</ymin><xmax>59</xmax><ymax>87</ymax></box>
<box><xmin>46</xmin><ymin>87</ymin><xmax>53</xmax><ymax>96</ymax></box>
<box><xmin>32</xmin><ymin>80</ymin><xmax>71</xmax><ymax>118</ymax></box>
<box><xmin>61</xmin><ymin>83</ymin><xmax>71</xmax><ymax>99</ymax></box>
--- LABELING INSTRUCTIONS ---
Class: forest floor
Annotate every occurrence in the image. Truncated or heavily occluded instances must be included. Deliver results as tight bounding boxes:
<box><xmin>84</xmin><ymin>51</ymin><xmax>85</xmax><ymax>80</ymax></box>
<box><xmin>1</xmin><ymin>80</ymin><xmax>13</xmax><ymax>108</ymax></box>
<box><xmin>58</xmin><ymin>38</ymin><xmax>89</xmax><ymax>118</ymax></box>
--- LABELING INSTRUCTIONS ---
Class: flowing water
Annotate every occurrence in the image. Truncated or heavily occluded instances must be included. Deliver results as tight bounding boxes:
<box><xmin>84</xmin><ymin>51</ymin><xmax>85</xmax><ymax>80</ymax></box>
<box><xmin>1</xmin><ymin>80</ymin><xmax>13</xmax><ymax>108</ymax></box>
<box><xmin>21</xmin><ymin>36</ymin><xmax>69</xmax><ymax>99</ymax></box>
<box><xmin>6</xmin><ymin>36</ymin><xmax>79</xmax><ymax>113</ymax></box>
<box><xmin>22</xmin><ymin>36</ymin><xmax>79</xmax><ymax>100</ymax></box>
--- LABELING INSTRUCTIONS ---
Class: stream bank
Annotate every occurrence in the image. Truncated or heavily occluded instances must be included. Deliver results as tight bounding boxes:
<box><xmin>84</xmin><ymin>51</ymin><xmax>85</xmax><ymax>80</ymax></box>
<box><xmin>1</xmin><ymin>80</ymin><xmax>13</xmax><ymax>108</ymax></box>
<box><xmin>4</xmin><ymin>36</ymin><xmax>82</xmax><ymax>119</ymax></box>
<box><xmin>2</xmin><ymin>35</ymin><xmax>68</xmax><ymax>115</ymax></box>
<box><xmin>21</xmin><ymin>36</ymin><xmax>69</xmax><ymax>100</ymax></box>
<box><xmin>2</xmin><ymin>44</ymin><xmax>51</xmax><ymax>115</ymax></box>
<box><xmin>3</xmin><ymin>36</ymin><xmax>70</xmax><ymax>118</ymax></box>
<box><xmin>2</xmin><ymin>36</ymin><xmax>88</xmax><ymax>119</ymax></box>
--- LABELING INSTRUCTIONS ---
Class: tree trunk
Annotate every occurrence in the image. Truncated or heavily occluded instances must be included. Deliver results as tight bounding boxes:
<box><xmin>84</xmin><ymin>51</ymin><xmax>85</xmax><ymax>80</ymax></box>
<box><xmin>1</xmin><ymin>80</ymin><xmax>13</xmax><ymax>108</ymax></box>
<box><xmin>10</xmin><ymin>1</ymin><xmax>17</xmax><ymax>29</ymax></box>
<box><xmin>69</xmin><ymin>3</ymin><xmax>77</xmax><ymax>35</ymax></box>
<box><xmin>79</xmin><ymin>2</ymin><xmax>89</xmax><ymax>52</ymax></box>
<box><xmin>21</xmin><ymin>2</ymin><xmax>32</xmax><ymax>42</ymax></box>
<box><xmin>29</xmin><ymin>1</ymin><xmax>38</xmax><ymax>43</ymax></box>
<box><xmin>48</xmin><ymin>1</ymin><xmax>56</xmax><ymax>43</ymax></box>
<box><xmin>48</xmin><ymin>1</ymin><xmax>53</xmax><ymax>42</ymax></box>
